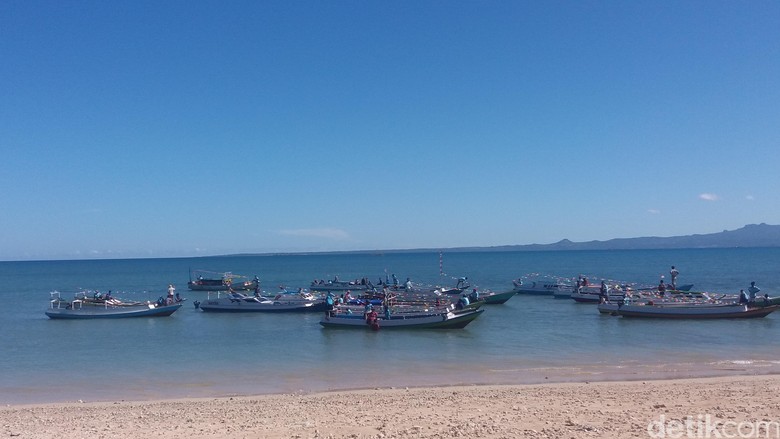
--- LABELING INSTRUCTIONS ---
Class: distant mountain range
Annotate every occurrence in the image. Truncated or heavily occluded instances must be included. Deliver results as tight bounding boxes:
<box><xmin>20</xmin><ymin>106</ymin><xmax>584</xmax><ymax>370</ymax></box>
<box><xmin>463</xmin><ymin>223</ymin><xmax>780</xmax><ymax>252</ymax></box>
<box><xmin>241</xmin><ymin>223</ymin><xmax>780</xmax><ymax>257</ymax></box>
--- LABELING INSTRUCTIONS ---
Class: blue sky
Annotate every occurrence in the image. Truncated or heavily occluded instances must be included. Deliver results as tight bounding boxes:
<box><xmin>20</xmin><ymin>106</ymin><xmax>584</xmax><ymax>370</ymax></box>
<box><xmin>1</xmin><ymin>1</ymin><xmax>779</xmax><ymax>261</ymax></box>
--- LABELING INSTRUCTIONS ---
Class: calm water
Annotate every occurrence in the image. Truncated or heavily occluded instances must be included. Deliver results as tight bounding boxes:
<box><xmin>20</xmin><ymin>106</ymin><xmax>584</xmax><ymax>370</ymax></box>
<box><xmin>2</xmin><ymin>248</ymin><xmax>780</xmax><ymax>404</ymax></box>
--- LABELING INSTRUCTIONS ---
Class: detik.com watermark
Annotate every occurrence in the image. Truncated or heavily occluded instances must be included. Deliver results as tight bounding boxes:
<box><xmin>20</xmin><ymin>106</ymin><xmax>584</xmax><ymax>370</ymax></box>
<box><xmin>648</xmin><ymin>414</ymin><xmax>780</xmax><ymax>438</ymax></box>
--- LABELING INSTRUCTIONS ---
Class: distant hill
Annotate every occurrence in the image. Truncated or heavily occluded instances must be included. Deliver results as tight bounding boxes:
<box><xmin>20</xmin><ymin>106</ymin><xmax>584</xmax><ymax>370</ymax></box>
<box><xmin>474</xmin><ymin>223</ymin><xmax>780</xmax><ymax>252</ymax></box>
<box><xmin>235</xmin><ymin>223</ymin><xmax>780</xmax><ymax>257</ymax></box>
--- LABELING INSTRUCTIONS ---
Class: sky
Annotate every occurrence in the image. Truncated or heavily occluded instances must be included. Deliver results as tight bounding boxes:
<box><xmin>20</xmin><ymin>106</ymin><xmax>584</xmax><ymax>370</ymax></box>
<box><xmin>1</xmin><ymin>1</ymin><xmax>779</xmax><ymax>261</ymax></box>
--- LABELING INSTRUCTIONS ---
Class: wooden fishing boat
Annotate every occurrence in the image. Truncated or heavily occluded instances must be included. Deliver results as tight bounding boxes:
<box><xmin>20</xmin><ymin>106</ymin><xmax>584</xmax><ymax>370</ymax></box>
<box><xmin>511</xmin><ymin>278</ymin><xmax>570</xmax><ymax>296</ymax></box>
<box><xmin>195</xmin><ymin>291</ymin><xmax>328</xmax><ymax>313</ymax></box>
<box><xmin>309</xmin><ymin>279</ymin><xmax>371</xmax><ymax>292</ymax></box>
<box><xmin>571</xmin><ymin>283</ymin><xmax>696</xmax><ymax>304</ymax></box>
<box><xmin>46</xmin><ymin>291</ymin><xmax>182</xmax><ymax>319</ymax></box>
<box><xmin>600</xmin><ymin>298</ymin><xmax>780</xmax><ymax>319</ymax></box>
<box><xmin>479</xmin><ymin>290</ymin><xmax>516</xmax><ymax>304</ymax></box>
<box><xmin>320</xmin><ymin>308</ymin><xmax>484</xmax><ymax>329</ymax></box>
<box><xmin>187</xmin><ymin>270</ymin><xmax>259</xmax><ymax>291</ymax></box>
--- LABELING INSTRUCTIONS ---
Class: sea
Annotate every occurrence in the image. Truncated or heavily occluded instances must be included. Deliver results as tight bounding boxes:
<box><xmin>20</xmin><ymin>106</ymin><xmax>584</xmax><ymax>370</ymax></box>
<box><xmin>2</xmin><ymin>248</ymin><xmax>780</xmax><ymax>405</ymax></box>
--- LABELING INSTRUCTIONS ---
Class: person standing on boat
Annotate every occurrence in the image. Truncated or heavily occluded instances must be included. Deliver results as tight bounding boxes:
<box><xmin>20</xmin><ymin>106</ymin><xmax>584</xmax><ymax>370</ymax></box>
<box><xmin>599</xmin><ymin>280</ymin><xmax>609</xmax><ymax>303</ymax></box>
<box><xmin>405</xmin><ymin>277</ymin><xmax>413</xmax><ymax>291</ymax></box>
<box><xmin>670</xmin><ymin>266</ymin><xmax>679</xmax><ymax>290</ymax></box>
<box><xmin>748</xmin><ymin>281</ymin><xmax>760</xmax><ymax>304</ymax></box>
<box><xmin>325</xmin><ymin>292</ymin><xmax>336</xmax><ymax>311</ymax></box>
<box><xmin>167</xmin><ymin>284</ymin><xmax>175</xmax><ymax>305</ymax></box>
<box><xmin>392</xmin><ymin>274</ymin><xmax>398</xmax><ymax>286</ymax></box>
<box><xmin>739</xmin><ymin>289</ymin><xmax>749</xmax><ymax>304</ymax></box>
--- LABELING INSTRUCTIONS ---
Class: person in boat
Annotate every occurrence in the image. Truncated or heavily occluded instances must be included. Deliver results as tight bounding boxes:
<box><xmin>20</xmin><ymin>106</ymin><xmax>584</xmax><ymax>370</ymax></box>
<box><xmin>657</xmin><ymin>280</ymin><xmax>666</xmax><ymax>296</ymax></box>
<box><xmin>344</xmin><ymin>290</ymin><xmax>353</xmax><ymax>303</ymax></box>
<box><xmin>748</xmin><ymin>281</ymin><xmax>760</xmax><ymax>304</ymax></box>
<box><xmin>670</xmin><ymin>266</ymin><xmax>679</xmax><ymax>290</ymax></box>
<box><xmin>167</xmin><ymin>284</ymin><xmax>176</xmax><ymax>305</ymax></box>
<box><xmin>456</xmin><ymin>277</ymin><xmax>468</xmax><ymax>289</ymax></box>
<box><xmin>175</xmin><ymin>292</ymin><xmax>183</xmax><ymax>302</ymax></box>
<box><xmin>405</xmin><ymin>278</ymin><xmax>413</xmax><ymax>291</ymax></box>
<box><xmin>599</xmin><ymin>280</ymin><xmax>609</xmax><ymax>302</ymax></box>
<box><xmin>456</xmin><ymin>294</ymin><xmax>470</xmax><ymax>310</ymax></box>
<box><xmin>366</xmin><ymin>309</ymin><xmax>378</xmax><ymax>324</ymax></box>
<box><xmin>392</xmin><ymin>274</ymin><xmax>398</xmax><ymax>286</ymax></box>
<box><xmin>325</xmin><ymin>292</ymin><xmax>335</xmax><ymax>311</ymax></box>
<box><xmin>363</xmin><ymin>302</ymin><xmax>374</xmax><ymax>320</ymax></box>
<box><xmin>739</xmin><ymin>289</ymin><xmax>749</xmax><ymax>304</ymax></box>
<box><xmin>469</xmin><ymin>288</ymin><xmax>479</xmax><ymax>302</ymax></box>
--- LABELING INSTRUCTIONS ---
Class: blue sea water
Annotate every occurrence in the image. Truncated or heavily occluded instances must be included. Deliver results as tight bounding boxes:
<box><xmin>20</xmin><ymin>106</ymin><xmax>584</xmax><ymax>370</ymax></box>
<box><xmin>2</xmin><ymin>248</ymin><xmax>780</xmax><ymax>405</ymax></box>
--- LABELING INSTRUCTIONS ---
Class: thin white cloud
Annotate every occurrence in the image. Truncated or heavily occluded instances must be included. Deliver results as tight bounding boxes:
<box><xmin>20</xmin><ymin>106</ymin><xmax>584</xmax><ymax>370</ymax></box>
<box><xmin>647</xmin><ymin>209</ymin><xmax>661</xmax><ymax>214</ymax></box>
<box><xmin>699</xmin><ymin>193</ymin><xmax>719</xmax><ymax>201</ymax></box>
<box><xmin>278</xmin><ymin>228</ymin><xmax>350</xmax><ymax>240</ymax></box>
<box><xmin>746</xmin><ymin>195</ymin><xmax>755</xmax><ymax>201</ymax></box>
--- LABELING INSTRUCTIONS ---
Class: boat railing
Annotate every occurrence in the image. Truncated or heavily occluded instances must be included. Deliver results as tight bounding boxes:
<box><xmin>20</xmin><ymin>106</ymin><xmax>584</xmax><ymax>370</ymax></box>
<box><xmin>49</xmin><ymin>291</ymin><xmax>85</xmax><ymax>310</ymax></box>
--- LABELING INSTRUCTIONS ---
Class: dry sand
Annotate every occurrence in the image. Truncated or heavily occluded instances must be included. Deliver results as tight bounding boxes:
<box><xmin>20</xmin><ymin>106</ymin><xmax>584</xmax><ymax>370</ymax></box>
<box><xmin>2</xmin><ymin>375</ymin><xmax>779</xmax><ymax>438</ymax></box>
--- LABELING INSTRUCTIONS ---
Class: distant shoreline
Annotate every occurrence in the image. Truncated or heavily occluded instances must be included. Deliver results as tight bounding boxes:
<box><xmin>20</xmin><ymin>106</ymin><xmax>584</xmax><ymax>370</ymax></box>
<box><xmin>227</xmin><ymin>223</ymin><xmax>780</xmax><ymax>256</ymax></box>
<box><xmin>3</xmin><ymin>223</ymin><xmax>779</xmax><ymax>262</ymax></box>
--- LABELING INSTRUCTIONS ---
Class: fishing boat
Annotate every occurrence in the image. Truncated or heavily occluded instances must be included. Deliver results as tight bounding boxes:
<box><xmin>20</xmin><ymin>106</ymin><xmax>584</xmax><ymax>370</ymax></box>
<box><xmin>310</xmin><ymin>278</ymin><xmax>372</xmax><ymax>292</ymax></box>
<box><xmin>601</xmin><ymin>300</ymin><xmax>780</xmax><ymax>319</ymax></box>
<box><xmin>195</xmin><ymin>290</ymin><xmax>328</xmax><ymax>313</ymax></box>
<box><xmin>553</xmin><ymin>287</ymin><xmax>574</xmax><ymax>300</ymax></box>
<box><xmin>570</xmin><ymin>285</ymin><xmax>627</xmax><ymax>303</ymax></box>
<box><xmin>596</xmin><ymin>291</ymin><xmax>725</xmax><ymax>314</ymax></box>
<box><xmin>320</xmin><ymin>308</ymin><xmax>484</xmax><ymax>329</ymax></box>
<box><xmin>46</xmin><ymin>291</ymin><xmax>182</xmax><ymax>319</ymax></box>
<box><xmin>511</xmin><ymin>278</ymin><xmax>570</xmax><ymax>296</ymax></box>
<box><xmin>571</xmin><ymin>283</ymin><xmax>696</xmax><ymax>304</ymax></box>
<box><xmin>187</xmin><ymin>270</ymin><xmax>259</xmax><ymax>291</ymax></box>
<box><xmin>478</xmin><ymin>290</ymin><xmax>517</xmax><ymax>304</ymax></box>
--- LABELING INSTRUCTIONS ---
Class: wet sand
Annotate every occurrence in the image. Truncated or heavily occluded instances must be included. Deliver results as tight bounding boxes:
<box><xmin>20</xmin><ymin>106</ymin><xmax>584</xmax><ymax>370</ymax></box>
<box><xmin>2</xmin><ymin>375</ymin><xmax>779</xmax><ymax>438</ymax></box>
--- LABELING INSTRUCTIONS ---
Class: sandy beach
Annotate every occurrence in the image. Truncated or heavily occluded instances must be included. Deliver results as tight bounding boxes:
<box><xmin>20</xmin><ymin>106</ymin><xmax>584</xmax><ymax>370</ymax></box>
<box><xmin>3</xmin><ymin>375</ymin><xmax>779</xmax><ymax>438</ymax></box>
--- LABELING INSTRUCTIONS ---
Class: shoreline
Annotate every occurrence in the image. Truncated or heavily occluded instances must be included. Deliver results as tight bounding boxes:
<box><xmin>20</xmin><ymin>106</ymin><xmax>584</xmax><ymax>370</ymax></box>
<box><xmin>4</xmin><ymin>374</ymin><xmax>780</xmax><ymax>438</ymax></box>
<box><xmin>4</xmin><ymin>358</ymin><xmax>779</xmax><ymax>406</ymax></box>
